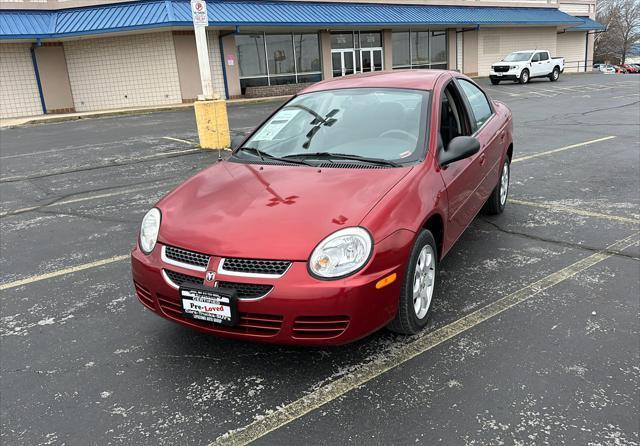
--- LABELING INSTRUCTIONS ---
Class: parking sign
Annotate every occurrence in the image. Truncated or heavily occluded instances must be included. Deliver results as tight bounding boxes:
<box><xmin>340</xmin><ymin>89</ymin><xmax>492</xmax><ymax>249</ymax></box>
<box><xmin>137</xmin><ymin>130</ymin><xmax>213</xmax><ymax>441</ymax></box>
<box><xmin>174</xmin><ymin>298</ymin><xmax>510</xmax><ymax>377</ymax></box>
<box><xmin>191</xmin><ymin>0</ymin><xmax>208</xmax><ymax>27</ymax></box>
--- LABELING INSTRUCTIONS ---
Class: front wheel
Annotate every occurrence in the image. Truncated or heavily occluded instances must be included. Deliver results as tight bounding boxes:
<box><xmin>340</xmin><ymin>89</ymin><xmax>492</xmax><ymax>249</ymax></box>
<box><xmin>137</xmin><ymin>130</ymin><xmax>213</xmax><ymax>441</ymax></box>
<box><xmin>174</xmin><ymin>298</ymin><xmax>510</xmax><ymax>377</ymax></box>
<box><xmin>388</xmin><ymin>230</ymin><xmax>438</xmax><ymax>335</ymax></box>
<box><xmin>483</xmin><ymin>158</ymin><xmax>510</xmax><ymax>215</ymax></box>
<box><xmin>549</xmin><ymin>67</ymin><xmax>560</xmax><ymax>81</ymax></box>
<box><xmin>519</xmin><ymin>69</ymin><xmax>529</xmax><ymax>84</ymax></box>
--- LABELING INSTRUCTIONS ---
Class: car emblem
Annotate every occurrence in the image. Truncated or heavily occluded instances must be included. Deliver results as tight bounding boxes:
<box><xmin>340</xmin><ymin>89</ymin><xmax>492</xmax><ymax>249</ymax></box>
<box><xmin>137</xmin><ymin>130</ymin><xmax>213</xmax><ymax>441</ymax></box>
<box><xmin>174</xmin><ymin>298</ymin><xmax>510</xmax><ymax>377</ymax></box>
<box><xmin>206</xmin><ymin>271</ymin><xmax>215</xmax><ymax>281</ymax></box>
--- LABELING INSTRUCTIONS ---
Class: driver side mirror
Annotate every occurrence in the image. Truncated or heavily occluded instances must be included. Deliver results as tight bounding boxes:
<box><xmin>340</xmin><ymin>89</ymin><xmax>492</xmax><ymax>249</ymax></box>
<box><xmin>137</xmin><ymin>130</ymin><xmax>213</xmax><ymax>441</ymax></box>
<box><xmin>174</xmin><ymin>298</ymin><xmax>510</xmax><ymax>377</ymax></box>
<box><xmin>439</xmin><ymin>136</ymin><xmax>480</xmax><ymax>167</ymax></box>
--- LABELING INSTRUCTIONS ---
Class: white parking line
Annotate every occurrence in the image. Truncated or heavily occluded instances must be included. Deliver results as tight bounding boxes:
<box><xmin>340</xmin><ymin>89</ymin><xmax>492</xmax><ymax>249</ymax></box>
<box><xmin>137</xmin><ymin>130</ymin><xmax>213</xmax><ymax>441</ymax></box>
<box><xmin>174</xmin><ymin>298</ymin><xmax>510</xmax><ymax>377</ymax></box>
<box><xmin>512</xmin><ymin>136</ymin><xmax>616</xmax><ymax>163</ymax></box>
<box><xmin>0</xmin><ymin>181</ymin><xmax>178</xmax><ymax>217</ymax></box>
<box><xmin>208</xmin><ymin>232</ymin><xmax>639</xmax><ymax>446</ymax></box>
<box><xmin>510</xmin><ymin>199</ymin><xmax>640</xmax><ymax>225</ymax></box>
<box><xmin>162</xmin><ymin>136</ymin><xmax>197</xmax><ymax>145</ymax></box>
<box><xmin>0</xmin><ymin>255</ymin><xmax>129</xmax><ymax>291</ymax></box>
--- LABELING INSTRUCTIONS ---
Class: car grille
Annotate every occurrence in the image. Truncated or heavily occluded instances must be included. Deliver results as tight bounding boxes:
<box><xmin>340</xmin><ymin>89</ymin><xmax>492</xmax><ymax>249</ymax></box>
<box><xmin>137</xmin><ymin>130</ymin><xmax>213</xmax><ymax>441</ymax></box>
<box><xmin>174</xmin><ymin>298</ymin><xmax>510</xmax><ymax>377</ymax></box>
<box><xmin>217</xmin><ymin>281</ymin><xmax>273</xmax><ymax>299</ymax></box>
<box><xmin>164</xmin><ymin>245</ymin><xmax>210</xmax><ymax>269</ymax></box>
<box><xmin>164</xmin><ymin>269</ymin><xmax>204</xmax><ymax>286</ymax></box>
<box><xmin>163</xmin><ymin>269</ymin><xmax>272</xmax><ymax>299</ymax></box>
<box><xmin>221</xmin><ymin>258</ymin><xmax>291</xmax><ymax>276</ymax></box>
<box><xmin>292</xmin><ymin>315</ymin><xmax>350</xmax><ymax>339</ymax></box>
<box><xmin>157</xmin><ymin>293</ymin><xmax>283</xmax><ymax>336</ymax></box>
<box><xmin>493</xmin><ymin>65</ymin><xmax>510</xmax><ymax>73</ymax></box>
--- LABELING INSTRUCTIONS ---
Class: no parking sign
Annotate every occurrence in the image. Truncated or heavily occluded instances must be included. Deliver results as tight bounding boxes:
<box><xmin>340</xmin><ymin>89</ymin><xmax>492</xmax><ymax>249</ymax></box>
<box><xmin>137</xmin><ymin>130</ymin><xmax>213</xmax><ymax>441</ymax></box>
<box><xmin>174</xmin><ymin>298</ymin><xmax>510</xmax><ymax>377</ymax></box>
<box><xmin>191</xmin><ymin>0</ymin><xmax>208</xmax><ymax>27</ymax></box>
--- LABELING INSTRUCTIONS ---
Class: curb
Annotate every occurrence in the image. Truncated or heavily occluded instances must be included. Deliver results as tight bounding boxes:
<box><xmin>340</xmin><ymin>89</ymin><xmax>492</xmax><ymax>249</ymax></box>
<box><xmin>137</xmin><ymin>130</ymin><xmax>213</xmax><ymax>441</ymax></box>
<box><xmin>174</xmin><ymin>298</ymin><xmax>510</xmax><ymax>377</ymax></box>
<box><xmin>0</xmin><ymin>95</ymin><xmax>291</xmax><ymax>129</ymax></box>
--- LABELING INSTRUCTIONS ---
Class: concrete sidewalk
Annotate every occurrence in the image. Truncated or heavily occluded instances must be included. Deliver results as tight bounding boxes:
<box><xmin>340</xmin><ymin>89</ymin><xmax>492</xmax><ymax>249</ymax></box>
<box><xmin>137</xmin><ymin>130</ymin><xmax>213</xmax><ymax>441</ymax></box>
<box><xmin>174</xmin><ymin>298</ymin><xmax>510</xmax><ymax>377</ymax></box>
<box><xmin>0</xmin><ymin>95</ymin><xmax>291</xmax><ymax>129</ymax></box>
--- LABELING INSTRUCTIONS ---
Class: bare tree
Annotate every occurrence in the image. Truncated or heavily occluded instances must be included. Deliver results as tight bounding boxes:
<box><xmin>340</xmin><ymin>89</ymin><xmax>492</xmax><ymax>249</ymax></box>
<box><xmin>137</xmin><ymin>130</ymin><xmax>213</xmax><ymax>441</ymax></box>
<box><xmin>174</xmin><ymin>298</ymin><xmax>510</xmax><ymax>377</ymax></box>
<box><xmin>595</xmin><ymin>0</ymin><xmax>640</xmax><ymax>64</ymax></box>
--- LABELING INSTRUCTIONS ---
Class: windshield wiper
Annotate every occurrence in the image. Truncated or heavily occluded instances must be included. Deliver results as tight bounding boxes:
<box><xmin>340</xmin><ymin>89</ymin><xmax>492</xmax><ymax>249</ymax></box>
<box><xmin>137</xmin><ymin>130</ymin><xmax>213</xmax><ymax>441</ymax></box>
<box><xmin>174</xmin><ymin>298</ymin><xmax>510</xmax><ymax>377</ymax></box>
<box><xmin>283</xmin><ymin>152</ymin><xmax>400</xmax><ymax>167</ymax></box>
<box><xmin>235</xmin><ymin>147</ymin><xmax>312</xmax><ymax>166</ymax></box>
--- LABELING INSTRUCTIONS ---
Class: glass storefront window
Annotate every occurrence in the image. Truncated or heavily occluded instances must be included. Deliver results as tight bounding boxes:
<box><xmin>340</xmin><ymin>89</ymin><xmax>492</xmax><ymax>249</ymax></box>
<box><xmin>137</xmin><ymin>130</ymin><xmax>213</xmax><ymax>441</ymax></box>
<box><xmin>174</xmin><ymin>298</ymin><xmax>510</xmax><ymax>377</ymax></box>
<box><xmin>236</xmin><ymin>32</ymin><xmax>322</xmax><ymax>93</ymax></box>
<box><xmin>266</xmin><ymin>34</ymin><xmax>295</xmax><ymax>75</ymax></box>
<box><xmin>430</xmin><ymin>32</ymin><xmax>447</xmax><ymax>64</ymax></box>
<box><xmin>392</xmin><ymin>31</ymin><xmax>411</xmax><ymax>68</ymax></box>
<box><xmin>331</xmin><ymin>32</ymin><xmax>354</xmax><ymax>49</ymax></box>
<box><xmin>392</xmin><ymin>30</ymin><xmax>448</xmax><ymax>70</ymax></box>
<box><xmin>236</xmin><ymin>34</ymin><xmax>267</xmax><ymax>78</ymax></box>
<box><xmin>295</xmin><ymin>33</ymin><xmax>321</xmax><ymax>73</ymax></box>
<box><xmin>360</xmin><ymin>32</ymin><xmax>381</xmax><ymax>48</ymax></box>
<box><xmin>411</xmin><ymin>31</ymin><xmax>430</xmax><ymax>68</ymax></box>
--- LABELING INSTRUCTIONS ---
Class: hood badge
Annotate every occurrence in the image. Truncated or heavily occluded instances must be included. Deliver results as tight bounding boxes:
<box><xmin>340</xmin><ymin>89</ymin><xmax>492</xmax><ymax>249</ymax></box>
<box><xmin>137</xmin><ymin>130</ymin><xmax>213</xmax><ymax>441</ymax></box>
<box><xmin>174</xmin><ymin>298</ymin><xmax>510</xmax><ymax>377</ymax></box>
<box><xmin>206</xmin><ymin>271</ymin><xmax>215</xmax><ymax>282</ymax></box>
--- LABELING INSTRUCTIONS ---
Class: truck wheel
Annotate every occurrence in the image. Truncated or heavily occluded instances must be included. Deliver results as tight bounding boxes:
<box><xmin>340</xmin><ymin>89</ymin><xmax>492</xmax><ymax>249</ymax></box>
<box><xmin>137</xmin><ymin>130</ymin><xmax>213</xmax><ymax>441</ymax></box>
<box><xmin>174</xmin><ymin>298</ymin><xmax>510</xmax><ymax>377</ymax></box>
<box><xmin>549</xmin><ymin>67</ymin><xmax>560</xmax><ymax>81</ymax></box>
<box><xmin>491</xmin><ymin>79</ymin><xmax>500</xmax><ymax>85</ymax></box>
<box><xmin>388</xmin><ymin>230</ymin><xmax>438</xmax><ymax>335</ymax></box>
<box><xmin>483</xmin><ymin>158</ymin><xmax>510</xmax><ymax>215</ymax></box>
<box><xmin>519</xmin><ymin>69</ymin><xmax>529</xmax><ymax>84</ymax></box>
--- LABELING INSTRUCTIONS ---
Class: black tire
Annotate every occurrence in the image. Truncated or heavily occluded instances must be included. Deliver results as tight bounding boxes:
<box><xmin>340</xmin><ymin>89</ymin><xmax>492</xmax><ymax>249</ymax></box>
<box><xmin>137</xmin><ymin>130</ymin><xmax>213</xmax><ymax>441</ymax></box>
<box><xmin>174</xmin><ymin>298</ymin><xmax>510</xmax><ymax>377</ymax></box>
<box><xmin>483</xmin><ymin>158</ymin><xmax>510</xmax><ymax>215</ymax></box>
<box><xmin>549</xmin><ymin>67</ymin><xmax>560</xmax><ymax>82</ymax></box>
<box><xmin>491</xmin><ymin>79</ymin><xmax>500</xmax><ymax>85</ymax></box>
<box><xmin>519</xmin><ymin>69</ymin><xmax>529</xmax><ymax>84</ymax></box>
<box><xmin>388</xmin><ymin>230</ymin><xmax>438</xmax><ymax>335</ymax></box>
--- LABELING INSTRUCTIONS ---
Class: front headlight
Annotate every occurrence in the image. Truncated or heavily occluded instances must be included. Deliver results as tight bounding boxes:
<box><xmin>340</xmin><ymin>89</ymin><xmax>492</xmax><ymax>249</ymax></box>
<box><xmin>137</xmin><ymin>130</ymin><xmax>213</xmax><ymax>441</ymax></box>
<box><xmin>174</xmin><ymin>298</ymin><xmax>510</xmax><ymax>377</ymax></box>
<box><xmin>510</xmin><ymin>65</ymin><xmax>518</xmax><ymax>70</ymax></box>
<box><xmin>308</xmin><ymin>227</ymin><xmax>373</xmax><ymax>279</ymax></box>
<box><xmin>139</xmin><ymin>208</ymin><xmax>161</xmax><ymax>254</ymax></box>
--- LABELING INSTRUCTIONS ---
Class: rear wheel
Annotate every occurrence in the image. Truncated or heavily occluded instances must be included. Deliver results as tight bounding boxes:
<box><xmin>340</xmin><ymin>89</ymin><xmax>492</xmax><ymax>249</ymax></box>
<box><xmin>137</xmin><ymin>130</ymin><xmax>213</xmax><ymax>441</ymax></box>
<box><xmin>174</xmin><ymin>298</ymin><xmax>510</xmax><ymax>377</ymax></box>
<box><xmin>519</xmin><ymin>69</ymin><xmax>529</xmax><ymax>84</ymax></box>
<box><xmin>549</xmin><ymin>67</ymin><xmax>560</xmax><ymax>81</ymax></box>
<box><xmin>388</xmin><ymin>230</ymin><xmax>438</xmax><ymax>335</ymax></box>
<box><xmin>483</xmin><ymin>158</ymin><xmax>510</xmax><ymax>215</ymax></box>
<box><xmin>491</xmin><ymin>79</ymin><xmax>500</xmax><ymax>85</ymax></box>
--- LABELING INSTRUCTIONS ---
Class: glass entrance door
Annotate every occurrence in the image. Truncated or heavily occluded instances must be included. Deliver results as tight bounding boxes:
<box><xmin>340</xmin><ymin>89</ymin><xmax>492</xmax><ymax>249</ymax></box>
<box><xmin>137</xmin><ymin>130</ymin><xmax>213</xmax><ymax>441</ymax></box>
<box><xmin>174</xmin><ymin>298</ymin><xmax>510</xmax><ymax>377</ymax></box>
<box><xmin>360</xmin><ymin>48</ymin><xmax>383</xmax><ymax>72</ymax></box>
<box><xmin>331</xmin><ymin>50</ymin><xmax>356</xmax><ymax>77</ymax></box>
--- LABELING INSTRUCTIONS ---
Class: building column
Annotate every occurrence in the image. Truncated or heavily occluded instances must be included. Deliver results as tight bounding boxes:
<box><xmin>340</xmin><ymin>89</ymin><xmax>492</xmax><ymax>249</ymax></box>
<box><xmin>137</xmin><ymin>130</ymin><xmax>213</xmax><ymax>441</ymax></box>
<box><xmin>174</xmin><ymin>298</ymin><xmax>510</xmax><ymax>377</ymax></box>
<box><xmin>221</xmin><ymin>33</ymin><xmax>241</xmax><ymax>98</ymax></box>
<box><xmin>320</xmin><ymin>31</ymin><xmax>332</xmax><ymax>80</ymax></box>
<box><xmin>35</xmin><ymin>43</ymin><xmax>74</xmax><ymax>114</ymax></box>
<box><xmin>447</xmin><ymin>29</ymin><xmax>457</xmax><ymax>71</ymax></box>
<box><xmin>383</xmin><ymin>29</ymin><xmax>393</xmax><ymax>71</ymax></box>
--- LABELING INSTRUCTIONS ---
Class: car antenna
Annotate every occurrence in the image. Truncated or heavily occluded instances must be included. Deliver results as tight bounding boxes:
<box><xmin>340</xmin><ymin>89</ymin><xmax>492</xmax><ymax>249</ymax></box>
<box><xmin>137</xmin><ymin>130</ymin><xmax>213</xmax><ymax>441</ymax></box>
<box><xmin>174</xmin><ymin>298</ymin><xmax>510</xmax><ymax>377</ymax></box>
<box><xmin>218</xmin><ymin>148</ymin><xmax>223</xmax><ymax>162</ymax></box>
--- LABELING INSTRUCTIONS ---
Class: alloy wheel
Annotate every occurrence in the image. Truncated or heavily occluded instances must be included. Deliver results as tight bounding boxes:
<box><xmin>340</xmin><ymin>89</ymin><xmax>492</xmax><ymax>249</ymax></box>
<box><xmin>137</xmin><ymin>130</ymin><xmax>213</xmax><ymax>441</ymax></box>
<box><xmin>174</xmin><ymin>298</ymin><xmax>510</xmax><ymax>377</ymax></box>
<box><xmin>413</xmin><ymin>245</ymin><xmax>435</xmax><ymax>319</ymax></box>
<box><xmin>500</xmin><ymin>162</ymin><xmax>510</xmax><ymax>206</ymax></box>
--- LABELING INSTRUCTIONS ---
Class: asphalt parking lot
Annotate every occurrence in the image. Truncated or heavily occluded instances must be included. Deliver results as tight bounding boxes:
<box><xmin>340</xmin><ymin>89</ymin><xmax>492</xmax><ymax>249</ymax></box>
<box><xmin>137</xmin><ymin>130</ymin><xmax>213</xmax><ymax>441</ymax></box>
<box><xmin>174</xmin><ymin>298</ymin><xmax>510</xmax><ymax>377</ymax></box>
<box><xmin>1</xmin><ymin>73</ymin><xmax>639</xmax><ymax>446</ymax></box>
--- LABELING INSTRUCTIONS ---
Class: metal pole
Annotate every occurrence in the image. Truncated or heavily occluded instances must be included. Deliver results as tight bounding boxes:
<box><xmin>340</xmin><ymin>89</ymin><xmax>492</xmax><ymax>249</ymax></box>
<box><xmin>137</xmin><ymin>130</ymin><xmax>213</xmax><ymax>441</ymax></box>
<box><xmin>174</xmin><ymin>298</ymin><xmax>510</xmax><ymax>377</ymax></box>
<box><xmin>194</xmin><ymin>25</ymin><xmax>216</xmax><ymax>100</ymax></box>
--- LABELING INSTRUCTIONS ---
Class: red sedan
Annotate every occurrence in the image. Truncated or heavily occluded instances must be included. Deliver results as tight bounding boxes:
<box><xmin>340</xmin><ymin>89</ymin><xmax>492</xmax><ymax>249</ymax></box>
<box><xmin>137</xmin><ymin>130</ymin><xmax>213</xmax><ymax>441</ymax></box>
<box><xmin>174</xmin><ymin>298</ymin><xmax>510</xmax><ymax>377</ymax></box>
<box><xmin>131</xmin><ymin>70</ymin><xmax>513</xmax><ymax>345</ymax></box>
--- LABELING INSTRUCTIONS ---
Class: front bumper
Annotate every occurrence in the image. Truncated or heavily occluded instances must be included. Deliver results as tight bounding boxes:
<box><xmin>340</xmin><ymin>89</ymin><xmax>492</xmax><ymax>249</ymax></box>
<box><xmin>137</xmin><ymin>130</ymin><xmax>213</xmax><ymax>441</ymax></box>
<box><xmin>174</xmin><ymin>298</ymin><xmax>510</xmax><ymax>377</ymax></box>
<box><xmin>131</xmin><ymin>230</ymin><xmax>415</xmax><ymax>345</ymax></box>
<box><xmin>490</xmin><ymin>72</ymin><xmax>519</xmax><ymax>81</ymax></box>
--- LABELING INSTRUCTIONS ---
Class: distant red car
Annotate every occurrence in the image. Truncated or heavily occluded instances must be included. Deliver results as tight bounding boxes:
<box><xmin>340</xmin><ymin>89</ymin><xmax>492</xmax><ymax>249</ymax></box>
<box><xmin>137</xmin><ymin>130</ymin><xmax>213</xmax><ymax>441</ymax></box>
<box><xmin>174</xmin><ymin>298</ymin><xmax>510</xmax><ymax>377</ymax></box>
<box><xmin>620</xmin><ymin>64</ymin><xmax>638</xmax><ymax>73</ymax></box>
<box><xmin>131</xmin><ymin>70</ymin><xmax>513</xmax><ymax>345</ymax></box>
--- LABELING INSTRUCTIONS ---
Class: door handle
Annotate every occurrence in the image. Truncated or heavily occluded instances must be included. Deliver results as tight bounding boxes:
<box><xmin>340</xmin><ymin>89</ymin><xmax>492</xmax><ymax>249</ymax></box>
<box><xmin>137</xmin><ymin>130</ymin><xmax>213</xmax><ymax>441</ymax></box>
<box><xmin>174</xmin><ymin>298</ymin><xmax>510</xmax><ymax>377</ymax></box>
<box><xmin>499</xmin><ymin>131</ymin><xmax>506</xmax><ymax>142</ymax></box>
<box><xmin>479</xmin><ymin>153</ymin><xmax>486</xmax><ymax>166</ymax></box>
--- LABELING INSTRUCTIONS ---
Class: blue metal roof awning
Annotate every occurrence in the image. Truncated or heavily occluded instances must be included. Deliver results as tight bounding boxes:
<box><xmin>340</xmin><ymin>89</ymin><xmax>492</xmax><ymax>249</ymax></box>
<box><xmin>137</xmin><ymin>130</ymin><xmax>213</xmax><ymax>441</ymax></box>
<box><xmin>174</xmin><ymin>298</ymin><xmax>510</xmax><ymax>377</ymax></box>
<box><xmin>565</xmin><ymin>16</ymin><xmax>606</xmax><ymax>32</ymax></box>
<box><xmin>1</xmin><ymin>0</ymin><xmax>586</xmax><ymax>40</ymax></box>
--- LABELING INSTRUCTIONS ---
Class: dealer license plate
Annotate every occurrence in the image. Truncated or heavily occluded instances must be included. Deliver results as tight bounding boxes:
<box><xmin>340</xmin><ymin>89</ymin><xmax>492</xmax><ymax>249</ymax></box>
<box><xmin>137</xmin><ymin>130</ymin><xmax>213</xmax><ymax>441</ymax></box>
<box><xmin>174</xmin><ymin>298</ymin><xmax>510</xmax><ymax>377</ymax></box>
<box><xmin>180</xmin><ymin>284</ymin><xmax>238</xmax><ymax>326</ymax></box>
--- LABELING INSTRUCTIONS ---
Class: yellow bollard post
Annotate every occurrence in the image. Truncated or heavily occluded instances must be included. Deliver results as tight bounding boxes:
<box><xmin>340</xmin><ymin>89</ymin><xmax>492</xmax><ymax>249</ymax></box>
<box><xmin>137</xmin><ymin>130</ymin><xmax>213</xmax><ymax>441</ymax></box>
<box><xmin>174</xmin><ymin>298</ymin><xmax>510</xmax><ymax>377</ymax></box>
<box><xmin>194</xmin><ymin>99</ymin><xmax>231</xmax><ymax>150</ymax></box>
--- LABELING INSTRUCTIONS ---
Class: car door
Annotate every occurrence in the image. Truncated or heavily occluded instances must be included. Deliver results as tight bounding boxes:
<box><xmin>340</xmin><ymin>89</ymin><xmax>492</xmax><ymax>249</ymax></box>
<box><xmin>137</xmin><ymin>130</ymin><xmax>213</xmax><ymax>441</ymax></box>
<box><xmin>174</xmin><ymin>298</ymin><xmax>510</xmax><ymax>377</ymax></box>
<box><xmin>456</xmin><ymin>77</ymin><xmax>504</xmax><ymax>206</ymax></box>
<box><xmin>530</xmin><ymin>52</ymin><xmax>542</xmax><ymax>76</ymax></box>
<box><xmin>437</xmin><ymin>78</ymin><xmax>485</xmax><ymax>248</ymax></box>
<box><xmin>538</xmin><ymin>51</ymin><xmax>552</xmax><ymax>76</ymax></box>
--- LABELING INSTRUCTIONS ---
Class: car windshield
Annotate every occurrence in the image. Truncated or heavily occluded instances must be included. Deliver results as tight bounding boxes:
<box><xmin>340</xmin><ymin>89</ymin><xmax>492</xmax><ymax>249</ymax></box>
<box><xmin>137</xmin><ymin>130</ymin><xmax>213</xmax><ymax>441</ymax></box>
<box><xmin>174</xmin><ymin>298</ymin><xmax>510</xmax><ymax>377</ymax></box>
<box><xmin>503</xmin><ymin>52</ymin><xmax>533</xmax><ymax>62</ymax></box>
<box><xmin>235</xmin><ymin>88</ymin><xmax>429</xmax><ymax>164</ymax></box>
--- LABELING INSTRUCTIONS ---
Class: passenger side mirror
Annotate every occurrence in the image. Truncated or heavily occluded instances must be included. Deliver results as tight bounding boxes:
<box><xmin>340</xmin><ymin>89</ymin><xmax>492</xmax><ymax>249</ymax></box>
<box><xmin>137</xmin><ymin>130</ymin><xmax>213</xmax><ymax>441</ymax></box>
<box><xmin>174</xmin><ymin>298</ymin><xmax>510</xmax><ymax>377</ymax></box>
<box><xmin>439</xmin><ymin>136</ymin><xmax>480</xmax><ymax>167</ymax></box>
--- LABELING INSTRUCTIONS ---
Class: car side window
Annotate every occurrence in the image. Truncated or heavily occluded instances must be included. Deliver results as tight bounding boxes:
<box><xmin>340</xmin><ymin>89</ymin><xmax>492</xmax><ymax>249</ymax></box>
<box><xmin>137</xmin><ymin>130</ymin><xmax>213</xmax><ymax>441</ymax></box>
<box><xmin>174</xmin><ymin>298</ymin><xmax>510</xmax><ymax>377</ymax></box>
<box><xmin>531</xmin><ymin>53</ymin><xmax>540</xmax><ymax>62</ymax></box>
<box><xmin>457</xmin><ymin>79</ymin><xmax>493</xmax><ymax>131</ymax></box>
<box><xmin>439</xmin><ymin>82</ymin><xmax>472</xmax><ymax>150</ymax></box>
<box><xmin>538</xmin><ymin>52</ymin><xmax>549</xmax><ymax>61</ymax></box>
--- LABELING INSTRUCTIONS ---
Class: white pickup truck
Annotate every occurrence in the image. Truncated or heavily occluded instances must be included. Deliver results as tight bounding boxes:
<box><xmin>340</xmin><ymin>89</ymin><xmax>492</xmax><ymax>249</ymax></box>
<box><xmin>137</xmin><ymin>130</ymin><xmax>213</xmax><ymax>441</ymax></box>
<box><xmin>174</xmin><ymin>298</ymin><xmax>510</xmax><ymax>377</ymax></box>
<box><xmin>490</xmin><ymin>50</ymin><xmax>564</xmax><ymax>85</ymax></box>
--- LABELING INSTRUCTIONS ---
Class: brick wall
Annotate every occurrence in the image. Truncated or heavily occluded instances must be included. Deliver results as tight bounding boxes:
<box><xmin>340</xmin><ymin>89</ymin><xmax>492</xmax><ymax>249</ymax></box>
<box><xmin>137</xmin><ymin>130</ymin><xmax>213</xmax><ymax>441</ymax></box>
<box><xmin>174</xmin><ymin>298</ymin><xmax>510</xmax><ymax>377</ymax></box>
<box><xmin>64</xmin><ymin>32</ymin><xmax>183</xmax><ymax>112</ymax></box>
<box><xmin>477</xmin><ymin>27</ymin><xmax>558</xmax><ymax>76</ymax></box>
<box><xmin>0</xmin><ymin>43</ymin><xmax>42</xmax><ymax>119</ymax></box>
<box><xmin>244</xmin><ymin>83</ymin><xmax>313</xmax><ymax>98</ymax></box>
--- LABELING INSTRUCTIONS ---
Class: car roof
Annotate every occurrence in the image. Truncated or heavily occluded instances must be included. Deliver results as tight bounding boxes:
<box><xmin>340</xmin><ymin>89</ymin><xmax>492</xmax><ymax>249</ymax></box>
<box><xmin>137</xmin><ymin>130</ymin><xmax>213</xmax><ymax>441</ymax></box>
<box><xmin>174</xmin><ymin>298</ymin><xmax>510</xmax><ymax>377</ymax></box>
<box><xmin>299</xmin><ymin>69</ymin><xmax>451</xmax><ymax>94</ymax></box>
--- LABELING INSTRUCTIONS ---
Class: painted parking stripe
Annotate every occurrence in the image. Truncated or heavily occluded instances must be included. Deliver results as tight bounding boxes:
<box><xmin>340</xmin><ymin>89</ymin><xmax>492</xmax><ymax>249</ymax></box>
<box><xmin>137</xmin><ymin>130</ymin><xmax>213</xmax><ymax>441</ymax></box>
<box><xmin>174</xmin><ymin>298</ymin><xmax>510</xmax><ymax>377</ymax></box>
<box><xmin>510</xmin><ymin>199</ymin><xmax>640</xmax><ymax>225</ymax></box>
<box><xmin>512</xmin><ymin>136</ymin><xmax>616</xmax><ymax>163</ymax></box>
<box><xmin>209</xmin><ymin>232</ymin><xmax>639</xmax><ymax>446</ymax></box>
<box><xmin>0</xmin><ymin>255</ymin><xmax>129</xmax><ymax>291</ymax></box>
<box><xmin>162</xmin><ymin>136</ymin><xmax>197</xmax><ymax>145</ymax></box>
<box><xmin>0</xmin><ymin>180</ymin><xmax>178</xmax><ymax>218</ymax></box>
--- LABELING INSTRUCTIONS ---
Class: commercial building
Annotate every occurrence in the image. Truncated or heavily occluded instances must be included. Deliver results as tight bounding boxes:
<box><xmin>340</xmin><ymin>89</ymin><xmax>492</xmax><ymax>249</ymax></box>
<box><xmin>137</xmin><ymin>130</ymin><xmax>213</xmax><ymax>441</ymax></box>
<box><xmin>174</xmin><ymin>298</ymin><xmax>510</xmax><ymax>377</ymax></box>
<box><xmin>0</xmin><ymin>0</ymin><xmax>604</xmax><ymax>119</ymax></box>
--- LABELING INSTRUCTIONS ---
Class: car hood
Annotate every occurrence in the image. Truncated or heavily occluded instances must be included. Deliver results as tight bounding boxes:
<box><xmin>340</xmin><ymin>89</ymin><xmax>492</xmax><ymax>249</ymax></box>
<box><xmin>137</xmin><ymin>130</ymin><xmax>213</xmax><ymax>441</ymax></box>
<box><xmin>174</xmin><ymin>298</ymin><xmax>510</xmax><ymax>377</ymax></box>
<box><xmin>157</xmin><ymin>161</ymin><xmax>413</xmax><ymax>261</ymax></box>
